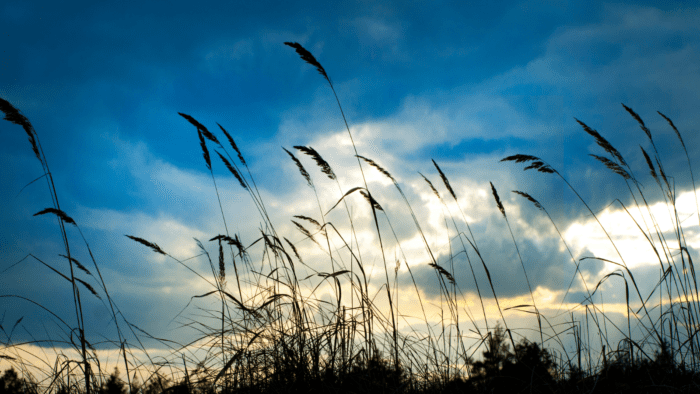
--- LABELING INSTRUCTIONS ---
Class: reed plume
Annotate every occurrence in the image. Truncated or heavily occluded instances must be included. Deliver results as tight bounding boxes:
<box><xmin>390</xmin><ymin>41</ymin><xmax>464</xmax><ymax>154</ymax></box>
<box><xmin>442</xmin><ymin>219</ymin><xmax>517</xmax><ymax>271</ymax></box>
<box><xmin>0</xmin><ymin>97</ymin><xmax>41</xmax><ymax>162</ymax></box>
<box><xmin>124</xmin><ymin>235</ymin><xmax>167</xmax><ymax>255</ymax></box>
<box><xmin>216</xmin><ymin>150</ymin><xmax>247</xmax><ymax>189</ymax></box>
<box><xmin>218</xmin><ymin>123</ymin><xmax>246</xmax><ymax>165</ymax></box>
<box><xmin>294</xmin><ymin>145</ymin><xmax>336</xmax><ymax>180</ymax></box>
<box><xmin>283</xmin><ymin>147</ymin><xmax>312</xmax><ymax>187</ymax></box>
<box><xmin>432</xmin><ymin>160</ymin><xmax>457</xmax><ymax>200</ymax></box>
<box><xmin>284</xmin><ymin>42</ymin><xmax>330</xmax><ymax>84</ymax></box>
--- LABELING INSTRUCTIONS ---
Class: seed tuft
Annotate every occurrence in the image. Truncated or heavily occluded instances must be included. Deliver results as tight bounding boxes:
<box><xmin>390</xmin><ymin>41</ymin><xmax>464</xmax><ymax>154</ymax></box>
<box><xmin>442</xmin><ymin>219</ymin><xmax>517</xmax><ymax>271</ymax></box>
<box><xmin>125</xmin><ymin>235</ymin><xmax>166</xmax><ymax>255</ymax></box>
<box><xmin>284</xmin><ymin>42</ymin><xmax>330</xmax><ymax>84</ymax></box>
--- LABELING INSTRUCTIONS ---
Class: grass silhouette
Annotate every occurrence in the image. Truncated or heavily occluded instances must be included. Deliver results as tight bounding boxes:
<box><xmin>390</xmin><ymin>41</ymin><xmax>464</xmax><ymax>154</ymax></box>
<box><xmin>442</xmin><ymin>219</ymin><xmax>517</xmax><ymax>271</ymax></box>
<box><xmin>1</xmin><ymin>42</ymin><xmax>700</xmax><ymax>393</ymax></box>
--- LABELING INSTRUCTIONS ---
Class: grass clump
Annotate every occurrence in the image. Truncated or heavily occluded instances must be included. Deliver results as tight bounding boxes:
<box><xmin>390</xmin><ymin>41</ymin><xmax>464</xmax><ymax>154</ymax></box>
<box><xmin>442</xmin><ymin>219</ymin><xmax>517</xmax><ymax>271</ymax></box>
<box><xmin>2</xmin><ymin>43</ymin><xmax>700</xmax><ymax>393</ymax></box>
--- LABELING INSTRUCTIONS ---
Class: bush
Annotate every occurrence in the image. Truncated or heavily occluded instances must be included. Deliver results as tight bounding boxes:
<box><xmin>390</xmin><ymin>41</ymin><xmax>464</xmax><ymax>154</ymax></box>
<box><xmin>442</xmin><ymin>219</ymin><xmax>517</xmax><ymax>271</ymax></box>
<box><xmin>469</xmin><ymin>324</ymin><xmax>555</xmax><ymax>393</ymax></box>
<box><xmin>0</xmin><ymin>369</ymin><xmax>37</xmax><ymax>394</ymax></box>
<box><xmin>98</xmin><ymin>369</ymin><xmax>125</xmax><ymax>394</ymax></box>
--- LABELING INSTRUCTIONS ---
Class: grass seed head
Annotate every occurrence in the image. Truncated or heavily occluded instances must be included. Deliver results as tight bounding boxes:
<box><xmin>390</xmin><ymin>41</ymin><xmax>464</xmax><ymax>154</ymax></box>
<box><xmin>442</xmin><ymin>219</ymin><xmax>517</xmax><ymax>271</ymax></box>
<box><xmin>284</xmin><ymin>42</ymin><xmax>330</xmax><ymax>84</ymax></box>
<box><xmin>490</xmin><ymin>182</ymin><xmax>506</xmax><ymax>217</ymax></box>
<box><xmin>294</xmin><ymin>145</ymin><xmax>336</xmax><ymax>180</ymax></box>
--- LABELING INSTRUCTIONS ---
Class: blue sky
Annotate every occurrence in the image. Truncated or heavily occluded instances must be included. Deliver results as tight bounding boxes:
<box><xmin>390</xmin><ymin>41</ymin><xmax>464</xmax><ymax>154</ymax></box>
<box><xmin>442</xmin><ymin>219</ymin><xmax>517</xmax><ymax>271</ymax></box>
<box><xmin>2</xmin><ymin>0</ymin><xmax>700</xmax><ymax>370</ymax></box>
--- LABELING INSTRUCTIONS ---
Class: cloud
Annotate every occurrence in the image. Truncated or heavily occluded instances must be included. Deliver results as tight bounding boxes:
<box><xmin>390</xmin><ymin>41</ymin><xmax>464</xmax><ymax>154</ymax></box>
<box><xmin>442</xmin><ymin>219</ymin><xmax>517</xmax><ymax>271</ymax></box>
<box><xmin>203</xmin><ymin>38</ymin><xmax>256</xmax><ymax>74</ymax></box>
<box><xmin>264</xmin><ymin>4</ymin><xmax>700</xmax><ymax>316</ymax></box>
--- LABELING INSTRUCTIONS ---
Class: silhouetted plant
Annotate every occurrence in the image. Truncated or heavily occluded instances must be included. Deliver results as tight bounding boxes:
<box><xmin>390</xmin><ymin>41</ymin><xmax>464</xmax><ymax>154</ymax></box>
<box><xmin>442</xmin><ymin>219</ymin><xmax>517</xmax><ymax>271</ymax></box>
<box><xmin>469</xmin><ymin>324</ymin><xmax>556</xmax><ymax>393</ymax></box>
<box><xmin>0</xmin><ymin>369</ymin><xmax>38</xmax><ymax>394</ymax></box>
<box><xmin>140</xmin><ymin>373</ymin><xmax>171</xmax><ymax>394</ymax></box>
<box><xmin>470</xmin><ymin>323</ymin><xmax>511</xmax><ymax>379</ymax></box>
<box><xmin>501</xmin><ymin>339</ymin><xmax>556</xmax><ymax>393</ymax></box>
<box><xmin>5</xmin><ymin>44</ymin><xmax>700</xmax><ymax>394</ymax></box>
<box><xmin>441</xmin><ymin>377</ymin><xmax>475</xmax><ymax>394</ymax></box>
<box><xmin>97</xmin><ymin>369</ymin><xmax>125</xmax><ymax>394</ymax></box>
<box><xmin>338</xmin><ymin>353</ymin><xmax>405</xmax><ymax>394</ymax></box>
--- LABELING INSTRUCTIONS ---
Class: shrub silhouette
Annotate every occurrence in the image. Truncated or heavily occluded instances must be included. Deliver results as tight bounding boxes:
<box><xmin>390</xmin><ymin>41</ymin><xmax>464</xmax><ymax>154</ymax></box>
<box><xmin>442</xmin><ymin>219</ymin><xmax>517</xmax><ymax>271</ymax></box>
<box><xmin>0</xmin><ymin>369</ymin><xmax>37</xmax><ymax>394</ymax></box>
<box><xmin>340</xmin><ymin>353</ymin><xmax>405</xmax><ymax>394</ymax></box>
<box><xmin>470</xmin><ymin>324</ymin><xmax>512</xmax><ymax>380</ymax></box>
<box><xmin>502</xmin><ymin>340</ymin><xmax>556</xmax><ymax>393</ymax></box>
<box><xmin>587</xmin><ymin>341</ymin><xmax>699</xmax><ymax>394</ymax></box>
<box><xmin>469</xmin><ymin>324</ymin><xmax>555</xmax><ymax>393</ymax></box>
<box><xmin>98</xmin><ymin>369</ymin><xmax>126</xmax><ymax>394</ymax></box>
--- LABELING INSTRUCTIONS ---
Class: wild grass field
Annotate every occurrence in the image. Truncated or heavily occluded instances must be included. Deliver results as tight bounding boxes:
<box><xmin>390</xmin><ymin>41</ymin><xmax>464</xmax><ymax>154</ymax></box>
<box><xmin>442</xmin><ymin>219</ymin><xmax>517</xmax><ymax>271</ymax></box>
<box><xmin>1</xmin><ymin>42</ymin><xmax>699</xmax><ymax>393</ymax></box>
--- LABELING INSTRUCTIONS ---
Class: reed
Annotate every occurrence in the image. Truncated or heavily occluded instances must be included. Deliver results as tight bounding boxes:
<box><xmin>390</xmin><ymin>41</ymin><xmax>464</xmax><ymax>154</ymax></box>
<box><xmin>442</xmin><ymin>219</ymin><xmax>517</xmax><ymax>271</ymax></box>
<box><xmin>2</xmin><ymin>44</ymin><xmax>700</xmax><ymax>394</ymax></box>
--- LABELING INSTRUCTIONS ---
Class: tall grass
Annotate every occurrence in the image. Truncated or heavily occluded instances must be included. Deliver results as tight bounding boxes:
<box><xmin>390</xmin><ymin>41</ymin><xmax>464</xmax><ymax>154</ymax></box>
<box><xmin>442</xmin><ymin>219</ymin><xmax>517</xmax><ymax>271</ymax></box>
<box><xmin>1</xmin><ymin>42</ymin><xmax>700</xmax><ymax>393</ymax></box>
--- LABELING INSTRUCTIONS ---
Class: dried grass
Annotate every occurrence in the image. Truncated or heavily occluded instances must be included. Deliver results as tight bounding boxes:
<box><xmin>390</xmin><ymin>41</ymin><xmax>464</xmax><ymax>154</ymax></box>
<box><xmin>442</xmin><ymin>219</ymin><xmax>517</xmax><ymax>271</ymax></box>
<box><xmin>124</xmin><ymin>235</ymin><xmax>166</xmax><ymax>255</ymax></box>
<box><xmin>4</xmin><ymin>51</ymin><xmax>700</xmax><ymax>394</ymax></box>
<box><xmin>59</xmin><ymin>254</ymin><xmax>91</xmax><ymax>276</ymax></box>
<box><xmin>419</xmin><ymin>173</ymin><xmax>441</xmax><ymax>199</ymax></box>
<box><xmin>283</xmin><ymin>147</ymin><xmax>312</xmax><ymax>187</ymax></box>
<box><xmin>216</xmin><ymin>151</ymin><xmax>247</xmax><ymax>189</ymax></box>
<box><xmin>33</xmin><ymin>208</ymin><xmax>76</xmax><ymax>226</ymax></box>
<box><xmin>590</xmin><ymin>154</ymin><xmax>632</xmax><ymax>180</ymax></box>
<box><xmin>197</xmin><ymin>129</ymin><xmax>212</xmax><ymax>171</ymax></box>
<box><xmin>356</xmin><ymin>155</ymin><xmax>396</xmax><ymax>184</ymax></box>
<box><xmin>294</xmin><ymin>145</ymin><xmax>336</xmax><ymax>180</ymax></box>
<box><xmin>511</xmin><ymin>190</ymin><xmax>544</xmax><ymax>211</ymax></box>
<box><xmin>432</xmin><ymin>160</ymin><xmax>457</xmax><ymax>201</ymax></box>
<box><xmin>490</xmin><ymin>182</ymin><xmax>505</xmax><ymax>218</ymax></box>
<box><xmin>217</xmin><ymin>123</ymin><xmax>246</xmax><ymax>165</ymax></box>
<box><xmin>640</xmin><ymin>146</ymin><xmax>659</xmax><ymax>182</ymax></box>
<box><xmin>284</xmin><ymin>42</ymin><xmax>330</xmax><ymax>84</ymax></box>
<box><xmin>0</xmin><ymin>97</ymin><xmax>41</xmax><ymax>162</ymax></box>
<box><xmin>575</xmin><ymin>118</ymin><xmax>627</xmax><ymax>167</ymax></box>
<box><xmin>428</xmin><ymin>263</ymin><xmax>455</xmax><ymax>285</ymax></box>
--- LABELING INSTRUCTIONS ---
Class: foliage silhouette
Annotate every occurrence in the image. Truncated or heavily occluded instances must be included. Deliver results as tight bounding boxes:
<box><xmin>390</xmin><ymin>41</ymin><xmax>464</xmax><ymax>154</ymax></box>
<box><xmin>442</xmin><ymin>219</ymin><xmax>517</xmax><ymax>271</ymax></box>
<box><xmin>97</xmin><ymin>369</ymin><xmax>126</xmax><ymax>394</ymax></box>
<box><xmin>468</xmin><ymin>323</ymin><xmax>556</xmax><ymax>393</ymax></box>
<box><xmin>0</xmin><ymin>368</ymin><xmax>37</xmax><ymax>394</ymax></box>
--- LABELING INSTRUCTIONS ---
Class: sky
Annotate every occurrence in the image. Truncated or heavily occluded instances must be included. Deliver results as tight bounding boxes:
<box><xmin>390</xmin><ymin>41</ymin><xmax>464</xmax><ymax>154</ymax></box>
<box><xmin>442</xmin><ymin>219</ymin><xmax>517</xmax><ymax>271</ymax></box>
<box><xmin>1</xmin><ymin>0</ymin><xmax>700</xmax><ymax>374</ymax></box>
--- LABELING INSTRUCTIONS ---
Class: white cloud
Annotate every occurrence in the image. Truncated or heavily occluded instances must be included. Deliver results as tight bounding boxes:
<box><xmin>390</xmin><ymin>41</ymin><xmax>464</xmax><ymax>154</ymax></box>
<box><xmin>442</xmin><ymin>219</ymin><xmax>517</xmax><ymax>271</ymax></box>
<box><xmin>563</xmin><ymin>189</ymin><xmax>700</xmax><ymax>273</ymax></box>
